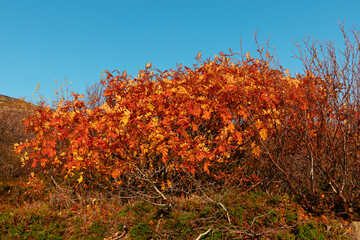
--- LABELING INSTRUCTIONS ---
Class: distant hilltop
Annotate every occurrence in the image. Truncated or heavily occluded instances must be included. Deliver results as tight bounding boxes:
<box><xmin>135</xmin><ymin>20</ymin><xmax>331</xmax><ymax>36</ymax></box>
<box><xmin>0</xmin><ymin>94</ymin><xmax>39</xmax><ymax>112</ymax></box>
<box><xmin>0</xmin><ymin>94</ymin><xmax>21</xmax><ymax>104</ymax></box>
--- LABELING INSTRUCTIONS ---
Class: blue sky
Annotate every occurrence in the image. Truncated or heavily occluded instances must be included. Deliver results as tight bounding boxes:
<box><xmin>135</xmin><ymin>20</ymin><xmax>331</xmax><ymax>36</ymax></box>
<box><xmin>1</xmin><ymin>0</ymin><xmax>359</xmax><ymax>102</ymax></box>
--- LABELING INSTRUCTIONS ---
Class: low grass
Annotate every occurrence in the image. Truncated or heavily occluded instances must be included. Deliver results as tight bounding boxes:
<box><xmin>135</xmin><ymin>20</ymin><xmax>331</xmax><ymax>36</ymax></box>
<box><xmin>0</xmin><ymin>182</ymin><xmax>353</xmax><ymax>239</ymax></box>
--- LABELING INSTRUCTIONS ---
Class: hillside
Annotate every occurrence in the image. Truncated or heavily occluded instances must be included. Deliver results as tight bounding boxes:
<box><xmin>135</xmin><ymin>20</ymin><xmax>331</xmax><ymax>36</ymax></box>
<box><xmin>0</xmin><ymin>94</ymin><xmax>39</xmax><ymax>112</ymax></box>
<box><xmin>0</xmin><ymin>94</ymin><xmax>22</xmax><ymax>105</ymax></box>
<box><xmin>0</xmin><ymin>94</ymin><xmax>38</xmax><ymax>188</ymax></box>
<box><xmin>0</xmin><ymin>94</ymin><xmax>38</xmax><ymax>141</ymax></box>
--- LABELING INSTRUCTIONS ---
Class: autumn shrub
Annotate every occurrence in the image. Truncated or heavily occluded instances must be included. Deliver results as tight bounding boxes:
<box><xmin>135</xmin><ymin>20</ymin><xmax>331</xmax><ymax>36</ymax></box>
<box><xmin>14</xmin><ymin>53</ymin><xmax>303</xmax><ymax>196</ymax></box>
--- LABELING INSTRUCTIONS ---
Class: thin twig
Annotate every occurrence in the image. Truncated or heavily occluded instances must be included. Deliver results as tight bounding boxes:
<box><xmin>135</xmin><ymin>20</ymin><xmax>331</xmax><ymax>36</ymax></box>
<box><xmin>195</xmin><ymin>227</ymin><xmax>212</xmax><ymax>240</ymax></box>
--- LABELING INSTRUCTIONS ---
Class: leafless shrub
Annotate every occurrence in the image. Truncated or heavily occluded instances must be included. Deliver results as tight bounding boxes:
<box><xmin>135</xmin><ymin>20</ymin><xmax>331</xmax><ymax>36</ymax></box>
<box><xmin>256</xmin><ymin>24</ymin><xmax>360</xmax><ymax>219</ymax></box>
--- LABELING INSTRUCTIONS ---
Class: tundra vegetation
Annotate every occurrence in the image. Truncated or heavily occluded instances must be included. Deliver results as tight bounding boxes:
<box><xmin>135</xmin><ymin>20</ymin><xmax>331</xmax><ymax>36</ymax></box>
<box><xmin>1</xmin><ymin>25</ymin><xmax>360</xmax><ymax>239</ymax></box>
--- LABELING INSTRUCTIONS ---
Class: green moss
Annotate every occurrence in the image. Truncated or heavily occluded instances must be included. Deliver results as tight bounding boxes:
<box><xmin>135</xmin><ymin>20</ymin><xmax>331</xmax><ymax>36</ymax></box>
<box><xmin>0</xmin><ymin>209</ymin><xmax>66</xmax><ymax>240</ymax></box>
<box><xmin>87</xmin><ymin>220</ymin><xmax>108</xmax><ymax>238</ymax></box>
<box><xmin>266</xmin><ymin>195</ymin><xmax>281</xmax><ymax>206</ymax></box>
<box><xmin>125</xmin><ymin>201</ymin><xmax>153</xmax><ymax>219</ymax></box>
<box><xmin>284</xmin><ymin>210</ymin><xmax>298</xmax><ymax>225</ymax></box>
<box><xmin>277</xmin><ymin>231</ymin><xmax>296</xmax><ymax>240</ymax></box>
<box><xmin>265</xmin><ymin>210</ymin><xmax>281</xmax><ymax>227</ymax></box>
<box><xmin>129</xmin><ymin>222</ymin><xmax>153</xmax><ymax>240</ymax></box>
<box><xmin>202</xmin><ymin>230</ymin><xmax>226</xmax><ymax>239</ymax></box>
<box><xmin>297</xmin><ymin>221</ymin><xmax>326</xmax><ymax>240</ymax></box>
<box><xmin>230</xmin><ymin>205</ymin><xmax>245</xmax><ymax>225</ymax></box>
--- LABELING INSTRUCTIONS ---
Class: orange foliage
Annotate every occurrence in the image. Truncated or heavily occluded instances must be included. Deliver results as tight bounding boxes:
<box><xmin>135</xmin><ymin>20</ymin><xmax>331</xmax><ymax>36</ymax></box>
<box><xmin>13</xmin><ymin>53</ymin><xmax>332</xmax><ymax>189</ymax></box>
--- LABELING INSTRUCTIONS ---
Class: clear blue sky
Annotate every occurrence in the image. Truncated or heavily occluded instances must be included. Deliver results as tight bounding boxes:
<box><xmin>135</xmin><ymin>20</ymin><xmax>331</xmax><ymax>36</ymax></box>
<box><xmin>1</xmin><ymin>0</ymin><xmax>359</xmax><ymax>101</ymax></box>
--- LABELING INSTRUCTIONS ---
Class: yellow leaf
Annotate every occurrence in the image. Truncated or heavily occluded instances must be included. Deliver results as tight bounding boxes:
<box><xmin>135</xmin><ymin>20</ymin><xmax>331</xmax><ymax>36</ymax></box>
<box><xmin>259</xmin><ymin>128</ymin><xmax>268</xmax><ymax>141</ymax></box>
<box><xmin>203</xmin><ymin>146</ymin><xmax>210</xmax><ymax>153</ymax></box>
<box><xmin>121</xmin><ymin>109</ymin><xmax>131</xmax><ymax>126</ymax></box>
<box><xmin>255</xmin><ymin>119</ymin><xmax>262</xmax><ymax>127</ymax></box>
<box><xmin>195</xmin><ymin>51</ymin><xmax>201</xmax><ymax>60</ymax></box>
<box><xmin>177</xmin><ymin>86</ymin><xmax>188</xmax><ymax>95</ymax></box>
<box><xmin>145</xmin><ymin>62</ymin><xmax>152</xmax><ymax>69</ymax></box>
<box><xmin>77</xmin><ymin>174</ymin><xmax>83</xmax><ymax>183</ymax></box>
<box><xmin>147</xmin><ymin>102</ymin><xmax>155</xmax><ymax>111</ymax></box>
<box><xmin>121</xmin><ymin>115</ymin><xmax>130</xmax><ymax>126</ymax></box>
<box><xmin>161</xmin><ymin>181</ymin><xmax>166</xmax><ymax>191</ymax></box>
<box><xmin>155</xmin><ymin>134</ymin><xmax>165</xmax><ymax>141</ymax></box>
<box><xmin>251</xmin><ymin>142</ymin><xmax>261</xmax><ymax>157</ymax></box>
<box><xmin>166</xmin><ymin>179</ymin><xmax>172</xmax><ymax>188</ymax></box>
<box><xmin>203</xmin><ymin>110</ymin><xmax>211</xmax><ymax>120</ymax></box>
